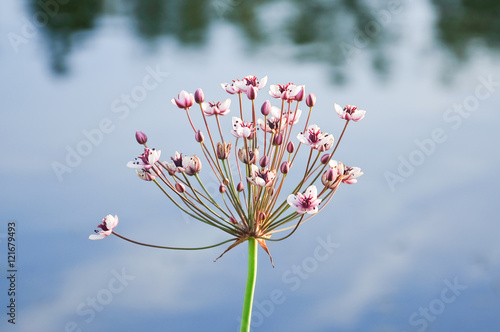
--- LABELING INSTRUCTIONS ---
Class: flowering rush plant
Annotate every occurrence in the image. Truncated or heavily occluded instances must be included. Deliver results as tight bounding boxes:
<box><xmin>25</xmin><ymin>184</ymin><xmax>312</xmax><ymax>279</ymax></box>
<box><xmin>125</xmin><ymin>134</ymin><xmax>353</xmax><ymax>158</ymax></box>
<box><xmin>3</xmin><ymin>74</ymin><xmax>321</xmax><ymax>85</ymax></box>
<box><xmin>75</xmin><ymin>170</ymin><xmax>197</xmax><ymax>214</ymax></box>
<box><xmin>90</xmin><ymin>75</ymin><xmax>365</xmax><ymax>331</ymax></box>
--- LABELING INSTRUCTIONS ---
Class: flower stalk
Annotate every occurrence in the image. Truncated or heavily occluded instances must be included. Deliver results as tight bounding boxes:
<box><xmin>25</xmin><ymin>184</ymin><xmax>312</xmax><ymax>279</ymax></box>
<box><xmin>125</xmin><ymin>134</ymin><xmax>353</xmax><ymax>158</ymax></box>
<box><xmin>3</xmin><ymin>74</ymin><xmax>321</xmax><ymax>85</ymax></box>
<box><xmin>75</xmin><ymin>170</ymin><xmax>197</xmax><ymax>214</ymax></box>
<box><xmin>240</xmin><ymin>237</ymin><xmax>258</xmax><ymax>332</ymax></box>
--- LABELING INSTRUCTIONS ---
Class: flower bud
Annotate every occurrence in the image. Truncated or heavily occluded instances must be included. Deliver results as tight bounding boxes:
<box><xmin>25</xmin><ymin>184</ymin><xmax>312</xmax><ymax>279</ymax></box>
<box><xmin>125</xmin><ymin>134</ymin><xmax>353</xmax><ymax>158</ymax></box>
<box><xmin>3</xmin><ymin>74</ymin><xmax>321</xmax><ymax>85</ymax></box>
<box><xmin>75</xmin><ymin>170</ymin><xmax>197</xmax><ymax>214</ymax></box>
<box><xmin>137</xmin><ymin>169</ymin><xmax>156</xmax><ymax>181</ymax></box>
<box><xmin>219</xmin><ymin>184</ymin><xmax>226</xmax><ymax>193</ymax></box>
<box><xmin>229</xmin><ymin>217</ymin><xmax>237</xmax><ymax>225</ymax></box>
<box><xmin>194</xmin><ymin>88</ymin><xmax>205</xmax><ymax>104</ymax></box>
<box><xmin>280</xmin><ymin>161</ymin><xmax>290</xmax><ymax>174</ymax></box>
<box><xmin>247</xmin><ymin>86</ymin><xmax>258</xmax><ymax>100</ymax></box>
<box><xmin>287</xmin><ymin>141</ymin><xmax>294</xmax><ymax>153</ymax></box>
<box><xmin>321</xmin><ymin>169</ymin><xmax>340</xmax><ymax>189</ymax></box>
<box><xmin>321</xmin><ymin>154</ymin><xmax>330</xmax><ymax>164</ymax></box>
<box><xmin>237</xmin><ymin>181</ymin><xmax>244</xmax><ymax>192</ymax></box>
<box><xmin>223</xmin><ymin>178</ymin><xmax>230</xmax><ymax>185</ymax></box>
<box><xmin>259</xmin><ymin>155</ymin><xmax>269</xmax><ymax>168</ymax></box>
<box><xmin>326</xmin><ymin>169</ymin><xmax>335</xmax><ymax>182</ymax></box>
<box><xmin>183</xmin><ymin>155</ymin><xmax>202</xmax><ymax>176</ymax></box>
<box><xmin>238</xmin><ymin>148</ymin><xmax>259</xmax><ymax>164</ymax></box>
<box><xmin>216</xmin><ymin>142</ymin><xmax>232</xmax><ymax>160</ymax></box>
<box><xmin>272</xmin><ymin>133</ymin><xmax>283</xmax><ymax>146</ymax></box>
<box><xmin>295</xmin><ymin>86</ymin><xmax>305</xmax><ymax>101</ymax></box>
<box><xmin>135</xmin><ymin>131</ymin><xmax>147</xmax><ymax>145</ymax></box>
<box><xmin>175</xmin><ymin>182</ymin><xmax>185</xmax><ymax>193</ymax></box>
<box><xmin>261</xmin><ymin>100</ymin><xmax>271</xmax><ymax>116</ymax></box>
<box><xmin>171</xmin><ymin>90</ymin><xmax>194</xmax><ymax>109</ymax></box>
<box><xmin>306</xmin><ymin>93</ymin><xmax>316</xmax><ymax>107</ymax></box>
<box><xmin>195</xmin><ymin>130</ymin><xmax>204</xmax><ymax>143</ymax></box>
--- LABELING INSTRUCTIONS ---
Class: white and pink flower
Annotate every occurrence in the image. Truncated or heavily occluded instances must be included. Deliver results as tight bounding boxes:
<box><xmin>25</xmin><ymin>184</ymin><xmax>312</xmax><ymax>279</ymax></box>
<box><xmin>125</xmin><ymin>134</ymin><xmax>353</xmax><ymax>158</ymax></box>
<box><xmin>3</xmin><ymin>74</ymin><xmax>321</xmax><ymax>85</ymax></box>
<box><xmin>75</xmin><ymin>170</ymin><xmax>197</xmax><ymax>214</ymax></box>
<box><xmin>269</xmin><ymin>83</ymin><xmax>304</xmax><ymax>101</ymax></box>
<box><xmin>221</xmin><ymin>80</ymin><xmax>243</xmax><ymax>94</ymax></box>
<box><xmin>323</xmin><ymin>160</ymin><xmax>363</xmax><ymax>184</ymax></box>
<box><xmin>165</xmin><ymin>151</ymin><xmax>185</xmax><ymax>174</ymax></box>
<box><xmin>201</xmin><ymin>99</ymin><xmax>231</xmax><ymax>116</ymax></box>
<box><xmin>221</xmin><ymin>75</ymin><xmax>267</xmax><ymax>95</ymax></box>
<box><xmin>342</xmin><ymin>165</ymin><xmax>363</xmax><ymax>184</ymax></box>
<box><xmin>235</xmin><ymin>75</ymin><xmax>268</xmax><ymax>93</ymax></box>
<box><xmin>171</xmin><ymin>90</ymin><xmax>195</xmax><ymax>109</ymax></box>
<box><xmin>297</xmin><ymin>125</ymin><xmax>334</xmax><ymax>150</ymax></box>
<box><xmin>127</xmin><ymin>148</ymin><xmax>161</xmax><ymax>171</ymax></box>
<box><xmin>284</xmin><ymin>108</ymin><xmax>302</xmax><ymax>125</ymax></box>
<box><xmin>231</xmin><ymin>117</ymin><xmax>254</xmax><ymax>138</ymax></box>
<box><xmin>287</xmin><ymin>185</ymin><xmax>322</xmax><ymax>215</ymax></box>
<box><xmin>238</xmin><ymin>147</ymin><xmax>259</xmax><ymax>164</ymax></box>
<box><xmin>257</xmin><ymin>106</ymin><xmax>287</xmax><ymax>133</ymax></box>
<box><xmin>89</xmin><ymin>214</ymin><xmax>119</xmax><ymax>240</ymax></box>
<box><xmin>247</xmin><ymin>165</ymin><xmax>276</xmax><ymax>187</ymax></box>
<box><xmin>334</xmin><ymin>103</ymin><xmax>366</xmax><ymax>122</ymax></box>
<box><xmin>183</xmin><ymin>155</ymin><xmax>202</xmax><ymax>176</ymax></box>
<box><xmin>136</xmin><ymin>168</ymin><xmax>158</xmax><ymax>181</ymax></box>
<box><xmin>321</xmin><ymin>160</ymin><xmax>344</xmax><ymax>189</ymax></box>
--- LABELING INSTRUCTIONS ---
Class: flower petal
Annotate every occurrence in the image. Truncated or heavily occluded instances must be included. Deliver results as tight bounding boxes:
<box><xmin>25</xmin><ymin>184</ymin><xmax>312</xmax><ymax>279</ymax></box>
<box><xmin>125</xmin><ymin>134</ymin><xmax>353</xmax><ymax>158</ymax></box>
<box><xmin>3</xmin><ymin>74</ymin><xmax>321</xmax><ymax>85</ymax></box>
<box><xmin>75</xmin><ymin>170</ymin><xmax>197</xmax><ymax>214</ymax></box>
<box><xmin>88</xmin><ymin>233</ymin><xmax>106</xmax><ymax>240</ymax></box>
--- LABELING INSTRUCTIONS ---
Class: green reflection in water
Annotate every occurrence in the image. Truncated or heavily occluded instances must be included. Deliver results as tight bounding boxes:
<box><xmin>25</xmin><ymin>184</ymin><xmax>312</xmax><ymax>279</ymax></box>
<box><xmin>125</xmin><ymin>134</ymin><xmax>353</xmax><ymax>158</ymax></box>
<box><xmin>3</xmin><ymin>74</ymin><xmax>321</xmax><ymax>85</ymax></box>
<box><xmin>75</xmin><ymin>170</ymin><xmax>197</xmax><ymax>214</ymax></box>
<box><xmin>30</xmin><ymin>0</ymin><xmax>103</xmax><ymax>74</ymax></box>
<box><xmin>28</xmin><ymin>0</ymin><xmax>500</xmax><ymax>79</ymax></box>
<box><xmin>432</xmin><ymin>0</ymin><xmax>500</xmax><ymax>59</ymax></box>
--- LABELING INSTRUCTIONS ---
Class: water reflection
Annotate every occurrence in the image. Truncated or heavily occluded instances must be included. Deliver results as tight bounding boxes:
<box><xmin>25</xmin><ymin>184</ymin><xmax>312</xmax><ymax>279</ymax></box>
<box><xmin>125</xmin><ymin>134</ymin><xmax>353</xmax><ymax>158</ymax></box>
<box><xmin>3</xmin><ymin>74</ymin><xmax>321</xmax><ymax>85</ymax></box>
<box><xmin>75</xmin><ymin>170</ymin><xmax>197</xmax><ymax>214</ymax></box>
<box><xmin>131</xmin><ymin>0</ymin><xmax>210</xmax><ymax>45</ymax></box>
<box><xmin>28</xmin><ymin>0</ymin><xmax>500</xmax><ymax>77</ymax></box>
<box><xmin>30</xmin><ymin>0</ymin><xmax>103</xmax><ymax>74</ymax></box>
<box><xmin>431</xmin><ymin>0</ymin><xmax>500</xmax><ymax>59</ymax></box>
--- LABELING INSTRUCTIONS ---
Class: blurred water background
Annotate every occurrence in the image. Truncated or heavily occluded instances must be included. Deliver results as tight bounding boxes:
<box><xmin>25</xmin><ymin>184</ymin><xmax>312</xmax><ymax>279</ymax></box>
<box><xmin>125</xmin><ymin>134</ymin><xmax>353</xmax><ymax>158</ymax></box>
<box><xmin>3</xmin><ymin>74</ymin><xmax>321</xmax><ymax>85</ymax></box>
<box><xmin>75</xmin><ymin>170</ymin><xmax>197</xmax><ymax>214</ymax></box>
<box><xmin>1</xmin><ymin>0</ymin><xmax>500</xmax><ymax>331</ymax></box>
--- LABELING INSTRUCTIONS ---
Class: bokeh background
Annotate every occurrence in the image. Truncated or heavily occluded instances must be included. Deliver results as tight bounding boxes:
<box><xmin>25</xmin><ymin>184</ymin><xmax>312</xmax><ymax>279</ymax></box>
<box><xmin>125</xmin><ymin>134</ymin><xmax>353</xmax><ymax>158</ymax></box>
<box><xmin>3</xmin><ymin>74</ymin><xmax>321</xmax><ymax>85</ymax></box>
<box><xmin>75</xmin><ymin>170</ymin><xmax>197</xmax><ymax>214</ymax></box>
<box><xmin>1</xmin><ymin>0</ymin><xmax>500</xmax><ymax>331</ymax></box>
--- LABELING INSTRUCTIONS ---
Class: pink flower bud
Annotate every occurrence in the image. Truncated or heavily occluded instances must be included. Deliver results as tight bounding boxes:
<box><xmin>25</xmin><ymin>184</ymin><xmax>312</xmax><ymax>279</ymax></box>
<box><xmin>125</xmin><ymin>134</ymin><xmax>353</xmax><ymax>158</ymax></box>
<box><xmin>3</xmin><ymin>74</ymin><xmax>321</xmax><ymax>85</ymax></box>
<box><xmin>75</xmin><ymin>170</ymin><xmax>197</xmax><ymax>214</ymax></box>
<box><xmin>135</xmin><ymin>131</ymin><xmax>147</xmax><ymax>145</ymax></box>
<box><xmin>223</xmin><ymin>178</ymin><xmax>230</xmax><ymax>185</ymax></box>
<box><xmin>247</xmin><ymin>86</ymin><xmax>258</xmax><ymax>100</ymax></box>
<box><xmin>237</xmin><ymin>181</ymin><xmax>244</xmax><ymax>192</ymax></box>
<box><xmin>321</xmin><ymin>169</ymin><xmax>341</xmax><ymax>189</ymax></box>
<box><xmin>306</xmin><ymin>93</ymin><xmax>316</xmax><ymax>107</ymax></box>
<box><xmin>326</xmin><ymin>169</ymin><xmax>335</xmax><ymax>181</ymax></box>
<box><xmin>171</xmin><ymin>90</ymin><xmax>194</xmax><ymax>109</ymax></box>
<box><xmin>295</xmin><ymin>86</ymin><xmax>305</xmax><ymax>101</ymax></box>
<box><xmin>217</xmin><ymin>142</ymin><xmax>231</xmax><ymax>160</ymax></box>
<box><xmin>259</xmin><ymin>156</ymin><xmax>269</xmax><ymax>168</ymax></box>
<box><xmin>194</xmin><ymin>88</ymin><xmax>205</xmax><ymax>104</ymax></box>
<box><xmin>261</xmin><ymin>100</ymin><xmax>271</xmax><ymax>116</ymax></box>
<box><xmin>229</xmin><ymin>217</ymin><xmax>237</xmax><ymax>225</ymax></box>
<box><xmin>273</xmin><ymin>133</ymin><xmax>283</xmax><ymax>146</ymax></box>
<box><xmin>287</xmin><ymin>141</ymin><xmax>294</xmax><ymax>153</ymax></box>
<box><xmin>321</xmin><ymin>154</ymin><xmax>331</xmax><ymax>164</ymax></box>
<box><xmin>219</xmin><ymin>184</ymin><xmax>226</xmax><ymax>193</ymax></box>
<box><xmin>175</xmin><ymin>183</ymin><xmax>185</xmax><ymax>193</ymax></box>
<box><xmin>195</xmin><ymin>130</ymin><xmax>204</xmax><ymax>143</ymax></box>
<box><xmin>280</xmin><ymin>161</ymin><xmax>290</xmax><ymax>174</ymax></box>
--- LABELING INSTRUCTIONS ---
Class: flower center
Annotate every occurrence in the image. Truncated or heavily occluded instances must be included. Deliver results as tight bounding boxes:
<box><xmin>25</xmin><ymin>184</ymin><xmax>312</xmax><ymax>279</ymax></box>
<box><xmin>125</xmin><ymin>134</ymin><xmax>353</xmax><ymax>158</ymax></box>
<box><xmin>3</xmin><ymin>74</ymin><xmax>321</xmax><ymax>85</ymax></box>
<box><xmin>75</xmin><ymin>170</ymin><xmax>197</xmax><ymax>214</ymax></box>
<box><xmin>97</xmin><ymin>223</ymin><xmax>109</xmax><ymax>231</ymax></box>
<box><xmin>308</xmin><ymin>128</ymin><xmax>321</xmax><ymax>143</ymax></box>
<box><xmin>245</xmin><ymin>76</ymin><xmax>258</xmax><ymax>87</ymax></box>
<box><xmin>345</xmin><ymin>105</ymin><xmax>357</xmax><ymax>114</ymax></box>
<box><xmin>171</xmin><ymin>154</ymin><xmax>183</xmax><ymax>167</ymax></box>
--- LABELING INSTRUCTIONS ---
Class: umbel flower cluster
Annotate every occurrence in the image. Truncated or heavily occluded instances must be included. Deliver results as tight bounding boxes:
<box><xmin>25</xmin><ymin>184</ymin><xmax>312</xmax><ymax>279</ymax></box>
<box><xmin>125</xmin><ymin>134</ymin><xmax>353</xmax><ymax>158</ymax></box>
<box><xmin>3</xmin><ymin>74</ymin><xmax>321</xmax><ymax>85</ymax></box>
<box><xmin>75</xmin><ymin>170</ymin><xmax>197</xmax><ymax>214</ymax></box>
<box><xmin>90</xmin><ymin>75</ymin><xmax>365</xmax><ymax>265</ymax></box>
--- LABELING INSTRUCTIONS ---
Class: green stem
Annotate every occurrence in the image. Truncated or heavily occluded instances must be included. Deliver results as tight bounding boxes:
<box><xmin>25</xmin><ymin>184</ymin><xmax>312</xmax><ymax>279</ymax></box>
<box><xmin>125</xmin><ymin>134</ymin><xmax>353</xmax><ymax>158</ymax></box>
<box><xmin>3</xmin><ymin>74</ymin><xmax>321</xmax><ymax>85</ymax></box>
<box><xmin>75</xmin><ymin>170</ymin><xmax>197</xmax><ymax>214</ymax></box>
<box><xmin>240</xmin><ymin>238</ymin><xmax>257</xmax><ymax>332</ymax></box>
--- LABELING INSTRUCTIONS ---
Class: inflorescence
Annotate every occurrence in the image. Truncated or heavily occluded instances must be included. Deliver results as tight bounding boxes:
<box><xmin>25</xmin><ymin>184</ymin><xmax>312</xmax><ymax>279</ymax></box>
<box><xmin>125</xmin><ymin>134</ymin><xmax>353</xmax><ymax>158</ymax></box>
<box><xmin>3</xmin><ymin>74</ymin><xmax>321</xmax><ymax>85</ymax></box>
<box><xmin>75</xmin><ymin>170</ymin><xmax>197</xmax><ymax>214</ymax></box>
<box><xmin>90</xmin><ymin>75</ymin><xmax>365</xmax><ymax>266</ymax></box>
